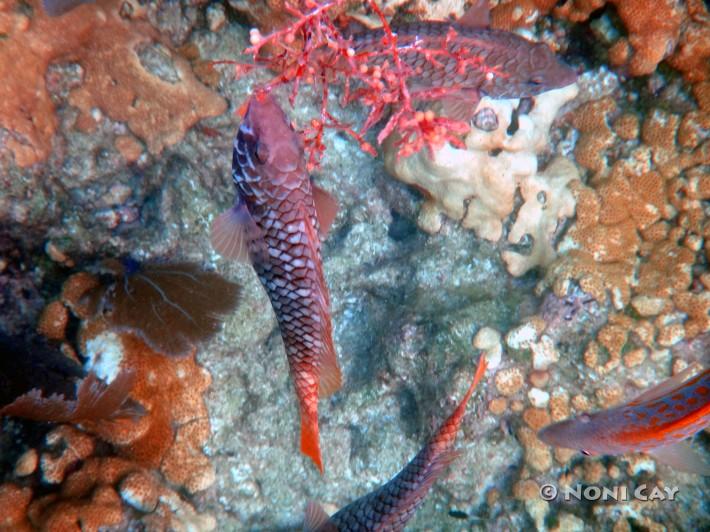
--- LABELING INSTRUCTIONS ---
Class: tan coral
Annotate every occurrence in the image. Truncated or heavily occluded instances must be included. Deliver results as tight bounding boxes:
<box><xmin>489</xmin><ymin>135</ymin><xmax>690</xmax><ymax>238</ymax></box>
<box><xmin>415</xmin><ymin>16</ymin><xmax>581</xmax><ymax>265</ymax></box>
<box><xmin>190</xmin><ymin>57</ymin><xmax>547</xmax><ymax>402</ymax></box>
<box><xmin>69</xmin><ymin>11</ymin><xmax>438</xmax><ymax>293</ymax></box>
<box><xmin>569</xmin><ymin>97</ymin><xmax>617</xmax><ymax>175</ymax></box>
<box><xmin>608</xmin><ymin>0</ymin><xmax>683</xmax><ymax>76</ymax></box>
<box><xmin>41</xmin><ymin>425</ymin><xmax>95</xmax><ymax>484</ymax></box>
<box><xmin>0</xmin><ymin>483</ymin><xmax>32</xmax><ymax>531</ymax></box>
<box><xmin>60</xmin><ymin>272</ymin><xmax>101</xmax><ymax>319</ymax></box>
<box><xmin>385</xmin><ymin>84</ymin><xmax>579</xmax><ymax>275</ymax></box>
<box><xmin>67</xmin><ymin>5</ymin><xmax>226</xmax><ymax>156</ymax></box>
<box><xmin>502</xmin><ymin>157</ymin><xmax>580</xmax><ymax>276</ymax></box>
<box><xmin>517</xmin><ymin>426</ymin><xmax>552</xmax><ymax>472</ymax></box>
<box><xmin>553</xmin><ymin>0</ymin><xmax>683</xmax><ymax>76</ymax></box>
<box><xmin>494</xmin><ymin>367</ymin><xmax>525</xmax><ymax>396</ymax></box>
<box><xmin>489</xmin><ymin>0</ymin><xmax>559</xmax><ymax>30</ymax></box>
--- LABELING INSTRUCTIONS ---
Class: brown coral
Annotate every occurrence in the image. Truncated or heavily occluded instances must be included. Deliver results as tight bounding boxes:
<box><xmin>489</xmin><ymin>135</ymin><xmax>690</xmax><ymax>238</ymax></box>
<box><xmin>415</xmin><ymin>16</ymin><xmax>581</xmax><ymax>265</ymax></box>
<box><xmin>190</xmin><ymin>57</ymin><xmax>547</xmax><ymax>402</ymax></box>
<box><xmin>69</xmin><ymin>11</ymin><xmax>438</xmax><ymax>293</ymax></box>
<box><xmin>0</xmin><ymin>0</ymin><xmax>225</xmax><ymax>167</ymax></box>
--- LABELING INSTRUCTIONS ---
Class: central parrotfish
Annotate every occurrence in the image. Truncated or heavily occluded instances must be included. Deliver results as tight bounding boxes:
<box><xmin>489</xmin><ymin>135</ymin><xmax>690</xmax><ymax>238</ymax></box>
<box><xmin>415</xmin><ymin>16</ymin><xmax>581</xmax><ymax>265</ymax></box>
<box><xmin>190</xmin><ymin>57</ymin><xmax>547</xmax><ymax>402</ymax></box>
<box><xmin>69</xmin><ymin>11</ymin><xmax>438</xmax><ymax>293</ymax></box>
<box><xmin>211</xmin><ymin>91</ymin><xmax>341</xmax><ymax>473</ymax></box>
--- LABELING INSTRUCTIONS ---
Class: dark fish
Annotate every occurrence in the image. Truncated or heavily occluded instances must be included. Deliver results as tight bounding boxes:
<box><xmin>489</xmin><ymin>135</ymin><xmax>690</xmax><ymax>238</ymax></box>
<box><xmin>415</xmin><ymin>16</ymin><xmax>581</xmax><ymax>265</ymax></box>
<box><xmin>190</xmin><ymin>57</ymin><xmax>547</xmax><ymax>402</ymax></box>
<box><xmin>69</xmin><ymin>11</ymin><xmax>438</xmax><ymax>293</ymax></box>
<box><xmin>211</xmin><ymin>91</ymin><xmax>341</xmax><ymax>473</ymax></box>
<box><xmin>350</xmin><ymin>0</ymin><xmax>577</xmax><ymax>118</ymax></box>
<box><xmin>538</xmin><ymin>365</ymin><xmax>710</xmax><ymax>475</ymax></box>
<box><xmin>42</xmin><ymin>0</ymin><xmax>95</xmax><ymax>17</ymax></box>
<box><xmin>304</xmin><ymin>358</ymin><xmax>488</xmax><ymax>531</ymax></box>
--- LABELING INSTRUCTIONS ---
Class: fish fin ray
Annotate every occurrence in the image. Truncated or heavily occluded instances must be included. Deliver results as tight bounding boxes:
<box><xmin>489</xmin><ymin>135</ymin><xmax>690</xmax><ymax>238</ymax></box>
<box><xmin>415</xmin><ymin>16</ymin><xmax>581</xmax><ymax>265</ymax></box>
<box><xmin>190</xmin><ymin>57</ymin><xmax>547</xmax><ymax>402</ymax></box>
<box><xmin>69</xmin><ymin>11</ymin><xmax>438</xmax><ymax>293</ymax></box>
<box><xmin>311</xmin><ymin>183</ymin><xmax>338</xmax><ymax>238</ymax></box>
<box><xmin>441</xmin><ymin>95</ymin><xmax>478</xmax><ymax>122</ymax></box>
<box><xmin>625</xmin><ymin>363</ymin><xmax>703</xmax><ymax>407</ymax></box>
<box><xmin>318</xmin><ymin>342</ymin><xmax>342</xmax><ymax>397</ymax></box>
<box><xmin>648</xmin><ymin>440</ymin><xmax>710</xmax><ymax>476</ymax></box>
<box><xmin>303</xmin><ymin>502</ymin><xmax>336</xmax><ymax>532</ymax></box>
<box><xmin>300</xmin><ymin>413</ymin><xmax>324</xmax><ymax>474</ymax></box>
<box><xmin>210</xmin><ymin>200</ymin><xmax>262</xmax><ymax>262</ymax></box>
<box><xmin>458</xmin><ymin>0</ymin><xmax>490</xmax><ymax>28</ymax></box>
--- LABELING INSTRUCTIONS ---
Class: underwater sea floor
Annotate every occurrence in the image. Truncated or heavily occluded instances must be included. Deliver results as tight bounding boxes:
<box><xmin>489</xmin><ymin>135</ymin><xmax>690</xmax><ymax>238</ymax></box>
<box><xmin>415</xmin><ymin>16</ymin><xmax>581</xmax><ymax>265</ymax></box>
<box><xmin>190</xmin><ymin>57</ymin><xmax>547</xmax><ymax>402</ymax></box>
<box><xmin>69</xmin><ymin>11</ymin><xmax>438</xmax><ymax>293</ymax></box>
<box><xmin>1</xmin><ymin>1</ymin><xmax>709</xmax><ymax>530</ymax></box>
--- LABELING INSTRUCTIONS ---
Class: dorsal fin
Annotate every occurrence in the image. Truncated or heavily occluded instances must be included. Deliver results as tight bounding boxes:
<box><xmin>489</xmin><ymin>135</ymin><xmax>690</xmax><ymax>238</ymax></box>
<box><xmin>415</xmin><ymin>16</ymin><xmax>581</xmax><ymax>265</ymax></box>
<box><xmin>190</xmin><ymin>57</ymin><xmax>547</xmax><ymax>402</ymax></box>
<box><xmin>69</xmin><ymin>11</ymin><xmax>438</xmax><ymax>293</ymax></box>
<box><xmin>311</xmin><ymin>183</ymin><xmax>338</xmax><ymax>238</ymax></box>
<box><xmin>624</xmin><ymin>364</ymin><xmax>702</xmax><ymax>407</ymax></box>
<box><xmin>457</xmin><ymin>0</ymin><xmax>490</xmax><ymax>28</ymax></box>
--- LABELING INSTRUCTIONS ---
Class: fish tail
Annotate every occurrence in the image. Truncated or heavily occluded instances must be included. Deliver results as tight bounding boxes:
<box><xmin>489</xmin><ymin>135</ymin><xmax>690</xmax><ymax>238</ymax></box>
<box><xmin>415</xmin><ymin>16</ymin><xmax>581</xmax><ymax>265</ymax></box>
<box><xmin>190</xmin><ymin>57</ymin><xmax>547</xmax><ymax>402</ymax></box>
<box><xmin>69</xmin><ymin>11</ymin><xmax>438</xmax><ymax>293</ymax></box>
<box><xmin>300</xmin><ymin>408</ymin><xmax>324</xmax><ymax>474</ymax></box>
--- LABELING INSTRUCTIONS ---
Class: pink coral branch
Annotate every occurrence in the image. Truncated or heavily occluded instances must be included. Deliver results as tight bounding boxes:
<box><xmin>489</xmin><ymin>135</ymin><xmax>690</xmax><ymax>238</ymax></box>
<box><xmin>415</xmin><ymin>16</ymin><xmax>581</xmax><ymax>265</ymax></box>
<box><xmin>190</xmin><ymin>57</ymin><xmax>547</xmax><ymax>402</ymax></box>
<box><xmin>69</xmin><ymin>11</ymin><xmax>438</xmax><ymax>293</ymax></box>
<box><xmin>225</xmin><ymin>0</ymin><xmax>472</xmax><ymax>166</ymax></box>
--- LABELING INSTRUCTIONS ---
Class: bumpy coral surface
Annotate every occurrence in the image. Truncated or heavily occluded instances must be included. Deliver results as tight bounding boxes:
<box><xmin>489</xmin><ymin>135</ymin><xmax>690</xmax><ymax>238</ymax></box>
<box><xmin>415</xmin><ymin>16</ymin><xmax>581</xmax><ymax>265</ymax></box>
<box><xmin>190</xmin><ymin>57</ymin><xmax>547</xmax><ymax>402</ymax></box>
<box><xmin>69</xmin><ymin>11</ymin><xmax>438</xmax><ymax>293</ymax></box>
<box><xmin>2</xmin><ymin>1</ymin><xmax>709</xmax><ymax>530</ymax></box>
<box><xmin>384</xmin><ymin>83</ymin><xmax>579</xmax><ymax>275</ymax></box>
<box><xmin>0</xmin><ymin>274</ymin><xmax>217</xmax><ymax>529</ymax></box>
<box><xmin>543</xmin><ymin>89</ymin><xmax>710</xmax><ymax>368</ymax></box>
<box><xmin>0</xmin><ymin>0</ymin><xmax>225</xmax><ymax>167</ymax></box>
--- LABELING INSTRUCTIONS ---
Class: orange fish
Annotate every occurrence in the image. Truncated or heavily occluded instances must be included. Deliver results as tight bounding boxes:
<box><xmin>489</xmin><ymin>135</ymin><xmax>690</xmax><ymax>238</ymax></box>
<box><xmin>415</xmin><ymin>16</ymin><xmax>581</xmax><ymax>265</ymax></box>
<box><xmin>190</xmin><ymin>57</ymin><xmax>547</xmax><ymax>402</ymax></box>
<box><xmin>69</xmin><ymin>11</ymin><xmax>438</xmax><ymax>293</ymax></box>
<box><xmin>211</xmin><ymin>92</ymin><xmax>341</xmax><ymax>473</ymax></box>
<box><xmin>538</xmin><ymin>365</ymin><xmax>710</xmax><ymax>475</ymax></box>
<box><xmin>305</xmin><ymin>357</ymin><xmax>488</xmax><ymax>531</ymax></box>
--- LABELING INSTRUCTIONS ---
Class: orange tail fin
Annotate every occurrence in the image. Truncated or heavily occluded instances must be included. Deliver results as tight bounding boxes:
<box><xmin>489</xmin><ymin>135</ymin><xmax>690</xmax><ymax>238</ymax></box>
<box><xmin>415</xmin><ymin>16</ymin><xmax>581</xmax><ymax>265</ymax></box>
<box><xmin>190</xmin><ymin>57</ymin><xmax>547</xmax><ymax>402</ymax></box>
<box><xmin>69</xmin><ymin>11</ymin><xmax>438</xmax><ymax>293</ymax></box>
<box><xmin>300</xmin><ymin>412</ymin><xmax>324</xmax><ymax>474</ymax></box>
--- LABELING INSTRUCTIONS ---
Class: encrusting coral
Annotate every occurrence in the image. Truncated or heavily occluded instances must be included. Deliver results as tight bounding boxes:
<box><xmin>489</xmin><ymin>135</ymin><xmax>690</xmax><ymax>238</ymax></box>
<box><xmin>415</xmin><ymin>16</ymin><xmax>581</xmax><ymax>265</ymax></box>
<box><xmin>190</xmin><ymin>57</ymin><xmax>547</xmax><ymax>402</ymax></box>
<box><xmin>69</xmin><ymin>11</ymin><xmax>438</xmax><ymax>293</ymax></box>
<box><xmin>0</xmin><ymin>262</ymin><xmax>239</xmax><ymax>528</ymax></box>
<box><xmin>541</xmin><ymin>86</ymin><xmax>709</xmax><ymax>368</ymax></box>
<box><xmin>0</xmin><ymin>0</ymin><xmax>225</xmax><ymax>167</ymax></box>
<box><xmin>491</xmin><ymin>0</ymin><xmax>705</xmax><ymax>79</ymax></box>
<box><xmin>384</xmin><ymin>83</ymin><xmax>579</xmax><ymax>275</ymax></box>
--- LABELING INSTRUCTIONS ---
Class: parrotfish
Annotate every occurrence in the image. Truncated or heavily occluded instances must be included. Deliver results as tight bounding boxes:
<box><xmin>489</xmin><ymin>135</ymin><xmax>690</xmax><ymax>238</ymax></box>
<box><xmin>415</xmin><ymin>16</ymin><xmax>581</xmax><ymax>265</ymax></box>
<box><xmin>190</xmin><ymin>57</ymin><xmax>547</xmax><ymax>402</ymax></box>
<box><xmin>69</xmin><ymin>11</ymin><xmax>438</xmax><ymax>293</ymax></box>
<box><xmin>538</xmin><ymin>365</ymin><xmax>710</xmax><ymax>475</ymax></box>
<box><xmin>304</xmin><ymin>357</ymin><xmax>488</xmax><ymax>531</ymax></box>
<box><xmin>211</xmin><ymin>91</ymin><xmax>341</xmax><ymax>473</ymax></box>
<box><xmin>350</xmin><ymin>0</ymin><xmax>577</xmax><ymax>118</ymax></box>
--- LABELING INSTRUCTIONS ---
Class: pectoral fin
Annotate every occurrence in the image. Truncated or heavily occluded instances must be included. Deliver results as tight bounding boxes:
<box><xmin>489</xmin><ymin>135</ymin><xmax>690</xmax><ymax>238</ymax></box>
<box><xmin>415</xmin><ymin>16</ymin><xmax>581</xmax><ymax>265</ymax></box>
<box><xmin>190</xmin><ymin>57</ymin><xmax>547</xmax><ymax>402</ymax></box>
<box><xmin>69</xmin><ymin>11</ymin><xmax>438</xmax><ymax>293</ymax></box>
<box><xmin>441</xmin><ymin>94</ymin><xmax>479</xmax><ymax>122</ymax></box>
<box><xmin>210</xmin><ymin>199</ymin><xmax>264</xmax><ymax>262</ymax></box>
<box><xmin>303</xmin><ymin>501</ymin><xmax>336</xmax><ymax>532</ymax></box>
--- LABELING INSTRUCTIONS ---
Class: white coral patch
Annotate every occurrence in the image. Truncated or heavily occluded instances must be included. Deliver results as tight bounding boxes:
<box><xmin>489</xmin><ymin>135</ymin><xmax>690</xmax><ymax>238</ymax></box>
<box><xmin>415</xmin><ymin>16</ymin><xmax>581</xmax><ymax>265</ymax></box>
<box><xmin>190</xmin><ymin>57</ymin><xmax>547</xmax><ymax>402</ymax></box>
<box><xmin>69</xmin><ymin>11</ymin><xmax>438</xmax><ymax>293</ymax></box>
<box><xmin>506</xmin><ymin>321</ymin><xmax>539</xmax><ymax>350</ymax></box>
<box><xmin>531</xmin><ymin>335</ymin><xmax>559</xmax><ymax>371</ymax></box>
<box><xmin>384</xmin><ymin>83</ymin><xmax>580</xmax><ymax>275</ymax></box>
<box><xmin>83</xmin><ymin>331</ymin><xmax>124</xmax><ymax>383</ymax></box>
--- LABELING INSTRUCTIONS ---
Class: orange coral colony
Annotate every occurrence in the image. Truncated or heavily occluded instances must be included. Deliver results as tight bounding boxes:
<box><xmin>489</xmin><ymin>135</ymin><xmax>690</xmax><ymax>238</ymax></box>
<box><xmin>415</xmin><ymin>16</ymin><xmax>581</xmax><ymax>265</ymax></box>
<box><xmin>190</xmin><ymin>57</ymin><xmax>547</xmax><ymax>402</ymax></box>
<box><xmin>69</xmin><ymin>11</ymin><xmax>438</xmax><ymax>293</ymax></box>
<box><xmin>0</xmin><ymin>0</ymin><xmax>225</xmax><ymax>167</ymax></box>
<box><xmin>0</xmin><ymin>268</ymin><xmax>222</xmax><ymax>528</ymax></box>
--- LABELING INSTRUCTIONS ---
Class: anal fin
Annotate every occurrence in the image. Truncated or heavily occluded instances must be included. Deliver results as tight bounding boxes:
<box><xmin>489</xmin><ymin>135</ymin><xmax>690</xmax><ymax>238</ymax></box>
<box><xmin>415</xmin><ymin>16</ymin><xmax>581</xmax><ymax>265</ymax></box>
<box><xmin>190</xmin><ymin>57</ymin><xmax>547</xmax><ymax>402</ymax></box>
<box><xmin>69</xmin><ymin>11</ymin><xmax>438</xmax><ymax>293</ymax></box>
<box><xmin>648</xmin><ymin>440</ymin><xmax>710</xmax><ymax>476</ymax></box>
<box><xmin>318</xmin><ymin>342</ymin><xmax>342</xmax><ymax>397</ymax></box>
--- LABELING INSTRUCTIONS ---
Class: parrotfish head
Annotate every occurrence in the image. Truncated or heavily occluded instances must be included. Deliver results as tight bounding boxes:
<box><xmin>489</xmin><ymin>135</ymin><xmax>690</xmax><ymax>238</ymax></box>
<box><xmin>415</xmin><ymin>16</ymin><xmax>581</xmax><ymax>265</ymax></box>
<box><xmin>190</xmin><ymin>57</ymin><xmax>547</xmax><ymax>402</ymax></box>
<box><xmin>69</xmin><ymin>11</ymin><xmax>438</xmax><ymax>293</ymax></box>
<box><xmin>232</xmin><ymin>92</ymin><xmax>305</xmax><ymax>183</ymax></box>
<box><xmin>537</xmin><ymin>411</ymin><xmax>619</xmax><ymax>456</ymax></box>
<box><xmin>484</xmin><ymin>40</ymin><xmax>577</xmax><ymax>98</ymax></box>
<box><xmin>526</xmin><ymin>43</ymin><xmax>578</xmax><ymax>90</ymax></box>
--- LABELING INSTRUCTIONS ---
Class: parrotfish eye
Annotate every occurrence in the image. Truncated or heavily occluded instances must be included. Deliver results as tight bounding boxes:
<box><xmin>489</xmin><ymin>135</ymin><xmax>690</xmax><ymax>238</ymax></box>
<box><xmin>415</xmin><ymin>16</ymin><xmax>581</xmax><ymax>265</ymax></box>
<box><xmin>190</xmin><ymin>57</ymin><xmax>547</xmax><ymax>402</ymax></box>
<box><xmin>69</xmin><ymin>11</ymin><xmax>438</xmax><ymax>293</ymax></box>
<box><xmin>579</xmin><ymin>413</ymin><xmax>592</xmax><ymax>423</ymax></box>
<box><xmin>253</xmin><ymin>141</ymin><xmax>270</xmax><ymax>164</ymax></box>
<box><xmin>529</xmin><ymin>75</ymin><xmax>544</xmax><ymax>85</ymax></box>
